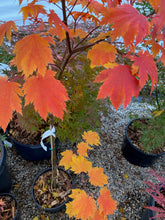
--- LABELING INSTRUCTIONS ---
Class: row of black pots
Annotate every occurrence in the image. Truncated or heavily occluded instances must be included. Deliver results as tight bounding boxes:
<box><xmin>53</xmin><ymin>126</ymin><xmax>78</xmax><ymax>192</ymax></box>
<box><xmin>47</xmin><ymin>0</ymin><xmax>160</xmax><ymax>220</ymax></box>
<box><xmin>122</xmin><ymin>118</ymin><xmax>165</xmax><ymax>167</ymax></box>
<box><xmin>2</xmin><ymin>118</ymin><xmax>164</xmax><ymax>218</ymax></box>
<box><xmin>0</xmin><ymin>140</ymin><xmax>19</xmax><ymax>219</ymax></box>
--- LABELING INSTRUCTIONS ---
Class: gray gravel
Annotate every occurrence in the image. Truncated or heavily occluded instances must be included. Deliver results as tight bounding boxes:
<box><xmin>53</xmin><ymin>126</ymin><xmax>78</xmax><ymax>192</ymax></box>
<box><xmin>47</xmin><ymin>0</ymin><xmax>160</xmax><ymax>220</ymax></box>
<box><xmin>6</xmin><ymin>101</ymin><xmax>165</xmax><ymax>220</ymax></box>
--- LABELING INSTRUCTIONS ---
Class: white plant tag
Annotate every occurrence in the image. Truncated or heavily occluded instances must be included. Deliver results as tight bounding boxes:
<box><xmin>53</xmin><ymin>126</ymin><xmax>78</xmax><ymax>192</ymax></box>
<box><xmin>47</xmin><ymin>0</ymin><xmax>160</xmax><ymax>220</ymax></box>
<box><xmin>3</xmin><ymin>140</ymin><xmax>12</xmax><ymax>148</ymax></box>
<box><xmin>40</xmin><ymin>126</ymin><xmax>56</xmax><ymax>151</ymax></box>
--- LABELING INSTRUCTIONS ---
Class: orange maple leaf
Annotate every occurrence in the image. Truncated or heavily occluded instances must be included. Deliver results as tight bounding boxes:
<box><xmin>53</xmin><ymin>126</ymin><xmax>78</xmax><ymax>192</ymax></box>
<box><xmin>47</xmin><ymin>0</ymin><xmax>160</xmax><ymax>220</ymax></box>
<box><xmin>89</xmin><ymin>210</ymin><xmax>107</xmax><ymax>220</ymax></box>
<box><xmin>82</xmin><ymin>131</ymin><xmax>101</xmax><ymax>146</ymax></box>
<box><xmin>77</xmin><ymin>142</ymin><xmax>92</xmax><ymax>157</ymax></box>
<box><xmin>0</xmin><ymin>21</ymin><xmax>17</xmax><ymax>45</ymax></box>
<box><xmin>89</xmin><ymin>31</ymin><xmax>111</xmax><ymax>43</ymax></box>
<box><xmin>132</xmin><ymin>50</ymin><xmax>158</xmax><ymax>93</ymax></box>
<box><xmin>95</xmin><ymin>65</ymin><xmax>140</xmax><ymax>109</ymax></box>
<box><xmin>101</xmin><ymin>4</ymin><xmax>149</xmax><ymax>46</ymax></box>
<box><xmin>145</xmin><ymin>40</ymin><xmax>162</xmax><ymax>58</ymax></box>
<box><xmin>66</xmin><ymin>189</ymin><xmax>97</xmax><ymax>220</ymax></box>
<box><xmin>19</xmin><ymin>2</ymin><xmax>46</xmax><ymax>23</ymax></box>
<box><xmin>0</xmin><ymin>76</ymin><xmax>22</xmax><ymax>131</ymax></box>
<box><xmin>23</xmin><ymin>70</ymin><xmax>69</xmax><ymax>120</ymax></box>
<box><xmin>71</xmin><ymin>11</ymin><xmax>99</xmax><ymax>24</ymax></box>
<box><xmin>48</xmin><ymin>10</ymin><xmax>72</xmax><ymax>41</ymax></box>
<box><xmin>11</xmin><ymin>34</ymin><xmax>53</xmax><ymax>77</ymax></box>
<box><xmin>88</xmin><ymin>167</ymin><xmax>108</xmax><ymax>187</ymax></box>
<box><xmin>97</xmin><ymin>187</ymin><xmax>117</xmax><ymax>216</ymax></box>
<box><xmin>70</xmin><ymin>155</ymin><xmax>92</xmax><ymax>174</ymax></box>
<box><xmin>87</xmin><ymin>42</ymin><xmax>117</xmax><ymax>68</ymax></box>
<box><xmin>70</xmin><ymin>29</ymin><xmax>87</xmax><ymax>39</ymax></box>
<box><xmin>151</xmin><ymin>0</ymin><xmax>165</xmax><ymax>32</ymax></box>
<box><xmin>59</xmin><ymin>150</ymin><xmax>74</xmax><ymax>170</ymax></box>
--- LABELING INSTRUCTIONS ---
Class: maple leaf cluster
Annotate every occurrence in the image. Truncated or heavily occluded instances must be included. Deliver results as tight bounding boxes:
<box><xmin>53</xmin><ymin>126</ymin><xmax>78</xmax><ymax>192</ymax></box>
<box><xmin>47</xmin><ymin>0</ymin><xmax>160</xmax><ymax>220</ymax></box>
<box><xmin>59</xmin><ymin>130</ymin><xmax>117</xmax><ymax>220</ymax></box>
<box><xmin>0</xmin><ymin>0</ymin><xmax>164</xmax><ymax>132</ymax></box>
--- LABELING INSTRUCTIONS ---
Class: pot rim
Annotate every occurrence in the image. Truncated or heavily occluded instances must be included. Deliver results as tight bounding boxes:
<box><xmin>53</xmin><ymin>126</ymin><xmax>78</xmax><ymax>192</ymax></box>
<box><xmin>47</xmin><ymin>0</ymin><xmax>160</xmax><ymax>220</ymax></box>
<box><xmin>0</xmin><ymin>140</ymin><xmax>5</xmax><ymax>167</ymax></box>
<box><xmin>0</xmin><ymin>193</ymin><xmax>19</xmax><ymax>220</ymax></box>
<box><xmin>31</xmin><ymin>167</ymin><xmax>73</xmax><ymax>212</ymax></box>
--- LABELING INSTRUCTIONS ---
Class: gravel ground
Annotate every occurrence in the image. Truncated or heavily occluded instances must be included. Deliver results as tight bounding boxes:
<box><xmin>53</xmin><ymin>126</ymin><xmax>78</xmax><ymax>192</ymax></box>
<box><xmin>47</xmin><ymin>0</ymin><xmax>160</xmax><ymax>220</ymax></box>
<box><xmin>6</xmin><ymin>101</ymin><xmax>165</xmax><ymax>220</ymax></box>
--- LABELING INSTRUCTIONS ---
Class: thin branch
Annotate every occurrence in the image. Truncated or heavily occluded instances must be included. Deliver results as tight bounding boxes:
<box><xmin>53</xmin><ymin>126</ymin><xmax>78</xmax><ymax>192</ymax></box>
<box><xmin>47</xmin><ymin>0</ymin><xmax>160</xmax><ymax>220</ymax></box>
<box><xmin>72</xmin><ymin>38</ymin><xmax>106</xmax><ymax>54</ymax></box>
<box><xmin>61</xmin><ymin>0</ymin><xmax>72</xmax><ymax>54</ymax></box>
<box><xmin>74</xmin><ymin>26</ymin><xmax>100</xmax><ymax>49</ymax></box>
<box><xmin>67</xmin><ymin>0</ymin><xmax>78</xmax><ymax>19</ymax></box>
<box><xmin>57</xmin><ymin>52</ymin><xmax>73</xmax><ymax>79</ymax></box>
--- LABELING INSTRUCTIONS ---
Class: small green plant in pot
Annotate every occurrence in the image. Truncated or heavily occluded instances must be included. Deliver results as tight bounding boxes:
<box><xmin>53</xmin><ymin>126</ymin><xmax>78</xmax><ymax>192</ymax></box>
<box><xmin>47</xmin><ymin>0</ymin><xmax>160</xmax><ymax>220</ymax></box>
<box><xmin>122</xmin><ymin>109</ymin><xmax>165</xmax><ymax>167</ymax></box>
<box><xmin>130</xmin><ymin>110</ymin><xmax>165</xmax><ymax>155</ymax></box>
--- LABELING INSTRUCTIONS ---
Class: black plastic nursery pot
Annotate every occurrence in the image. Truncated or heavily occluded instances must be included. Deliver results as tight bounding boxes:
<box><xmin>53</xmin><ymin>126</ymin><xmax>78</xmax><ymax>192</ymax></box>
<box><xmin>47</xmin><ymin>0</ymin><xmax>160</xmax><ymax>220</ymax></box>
<box><xmin>0</xmin><ymin>140</ymin><xmax>12</xmax><ymax>193</ymax></box>
<box><xmin>32</xmin><ymin>167</ymin><xmax>73</xmax><ymax>213</ymax></box>
<box><xmin>6</xmin><ymin>125</ymin><xmax>59</xmax><ymax>161</ymax></box>
<box><xmin>141</xmin><ymin>184</ymin><xmax>165</xmax><ymax>220</ymax></box>
<box><xmin>141</xmin><ymin>195</ymin><xmax>156</xmax><ymax>220</ymax></box>
<box><xmin>0</xmin><ymin>193</ymin><xmax>19</xmax><ymax>220</ymax></box>
<box><xmin>122</xmin><ymin>119</ymin><xmax>165</xmax><ymax>167</ymax></box>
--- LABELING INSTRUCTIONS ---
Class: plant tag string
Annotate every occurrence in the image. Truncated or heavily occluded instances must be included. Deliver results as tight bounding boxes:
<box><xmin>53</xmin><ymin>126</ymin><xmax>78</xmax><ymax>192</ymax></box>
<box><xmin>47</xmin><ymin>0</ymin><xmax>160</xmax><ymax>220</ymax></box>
<box><xmin>40</xmin><ymin>126</ymin><xmax>56</xmax><ymax>151</ymax></box>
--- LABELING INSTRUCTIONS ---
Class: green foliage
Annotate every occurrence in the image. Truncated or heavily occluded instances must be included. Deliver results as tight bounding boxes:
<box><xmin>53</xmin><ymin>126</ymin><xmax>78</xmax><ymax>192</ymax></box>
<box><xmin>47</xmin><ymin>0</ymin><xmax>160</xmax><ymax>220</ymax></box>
<box><xmin>54</xmin><ymin>56</ymin><xmax>104</xmax><ymax>143</ymax></box>
<box><xmin>132</xmin><ymin>112</ymin><xmax>165</xmax><ymax>153</ymax></box>
<box><xmin>0</xmin><ymin>46</ymin><xmax>13</xmax><ymax>64</ymax></box>
<box><xmin>135</xmin><ymin>0</ymin><xmax>154</xmax><ymax>17</ymax></box>
<box><xmin>17</xmin><ymin>104</ymin><xmax>49</xmax><ymax>134</ymax></box>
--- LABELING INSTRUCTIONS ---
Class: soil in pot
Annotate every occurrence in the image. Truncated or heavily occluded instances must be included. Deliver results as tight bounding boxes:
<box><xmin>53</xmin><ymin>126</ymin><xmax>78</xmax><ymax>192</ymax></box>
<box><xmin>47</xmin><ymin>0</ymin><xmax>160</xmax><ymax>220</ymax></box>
<box><xmin>32</xmin><ymin>168</ymin><xmax>72</xmax><ymax>212</ymax></box>
<box><xmin>8</xmin><ymin>111</ymin><xmax>49</xmax><ymax>146</ymax></box>
<box><xmin>127</xmin><ymin>117</ymin><xmax>165</xmax><ymax>155</ymax></box>
<box><xmin>6</xmin><ymin>111</ymin><xmax>59</xmax><ymax>161</ymax></box>
<box><xmin>0</xmin><ymin>193</ymin><xmax>19</xmax><ymax>220</ymax></box>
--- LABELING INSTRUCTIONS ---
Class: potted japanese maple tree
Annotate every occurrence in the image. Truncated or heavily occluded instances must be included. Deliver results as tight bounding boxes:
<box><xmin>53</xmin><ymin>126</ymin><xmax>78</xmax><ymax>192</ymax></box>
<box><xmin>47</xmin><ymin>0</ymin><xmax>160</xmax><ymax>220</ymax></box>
<box><xmin>32</xmin><ymin>130</ymin><xmax>117</xmax><ymax>217</ymax></box>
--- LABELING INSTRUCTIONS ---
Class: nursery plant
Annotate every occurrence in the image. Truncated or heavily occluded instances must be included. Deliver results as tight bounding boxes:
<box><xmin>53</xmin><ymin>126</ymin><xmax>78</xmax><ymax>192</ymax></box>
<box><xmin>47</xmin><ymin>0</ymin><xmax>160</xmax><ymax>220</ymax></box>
<box><xmin>128</xmin><ymin>110</ymin><xmax>165</xmax><ymax>154</ymax></box>
<box><xmin>0</xmin><ymin>0</ymin><xmax>165</xmax><ymax>215</ymax></box>
<box><xmin>143</xmin><ymin>169</ymin><xmax>165</xmax><ymax>219</ymax></box>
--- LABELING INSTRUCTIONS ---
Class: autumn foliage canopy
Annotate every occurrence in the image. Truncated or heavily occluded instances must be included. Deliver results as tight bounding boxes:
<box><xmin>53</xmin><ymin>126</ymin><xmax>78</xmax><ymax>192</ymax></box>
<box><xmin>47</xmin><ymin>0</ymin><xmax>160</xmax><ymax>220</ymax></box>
<box><xmin>0</xmin><ymin>0</ymin><xmax>163</xmax><ymax>131</ymax></box>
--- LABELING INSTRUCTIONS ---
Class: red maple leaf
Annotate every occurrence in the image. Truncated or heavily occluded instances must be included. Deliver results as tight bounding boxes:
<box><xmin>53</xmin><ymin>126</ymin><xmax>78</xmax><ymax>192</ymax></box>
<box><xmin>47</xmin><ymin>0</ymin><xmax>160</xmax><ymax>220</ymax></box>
<box><xmin>101</xmin><ymin>4</ymin><xmax>149</xmax><ymax>46</ymax></box>
<box><xmin>95</xmin><ymin>65</ymin><xmax>140</xmax><ymax>109</ymax></box>
<box><xmin>97</xmin><ymin>187</ymin><xmax>117</xmax><ymax>216</ymax></box>
<box><xmin>132</xmin><ymin>50</ymin><xmax>158</xmax><ymax>93</ymax></box>
<box><xmin>0</xmin><ymin>77</ymin><xmax>22</xmax><ymax>130</ymax></box>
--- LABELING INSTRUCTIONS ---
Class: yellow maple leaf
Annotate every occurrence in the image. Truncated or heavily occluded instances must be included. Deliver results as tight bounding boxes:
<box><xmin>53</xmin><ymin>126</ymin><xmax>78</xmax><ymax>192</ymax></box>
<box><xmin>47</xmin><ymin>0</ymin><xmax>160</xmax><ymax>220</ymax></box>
<box><xmin>97</xmin><ymin>187</ymin><xmax>117</xmax><ymax>216</ymax></box>
<box><xmin>11</xmin><ymin>34</ymin><xmax>53</xmax><ymax>77</ymax></box>
<box><xmin>82</xmin><ymin>131</ymin><xmax>101</xmax><ymax>146</ymax></box>
<box><xmin>88</xmin><ymin>167</ymin><xmax>108</xmax><ymax>187</ymax></box>
<box><xmin>70</xmin><ymin>155</ymin><xmax>92</xmax><ymax>174</ymax></box>
<box><xmin>19</xmin><ymin>3</ymin><xmax>46</xmax><ymax>23</ymax></box>
<box><xmin>89</xmin><ymin>31</ymin><xmax>111</xmax><ymax>43</ymax></box>
<box><xmin>70</xmin><ymin>29</ymin><xmax>87</xmax><ymax>39</ymax></box>
<box><xmin>66</xmin><ymin>189</ymin><xmax>97</xmax><ymax>220</ymax></box>
<box><xmin>59</xmin><ymin>150</ymin><xmax>74</xmax><ymax>170</ymax></box>
<box><xmin>0</xmin><ymin>21</ymin><xmax>17</xmax><ymax>45</ymax></box>
<box><xmin>103</xmin><ymin>62</ymin><xmax>118</xmax><ymax>69</ymax></box>
<box><xmin>152</xmin><ymin>109</ymin><xmax>164</xmax><ymax>117</ymax></box>
<box><xmin>87</xmin><ymin>42</ymin><xmax>117</xmax><ymax>68</ymax></box>
<box><xmin>77</xmin><ymin>142</ymin><xmax>92</xmax><ymax>157</ymax></box>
